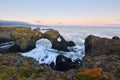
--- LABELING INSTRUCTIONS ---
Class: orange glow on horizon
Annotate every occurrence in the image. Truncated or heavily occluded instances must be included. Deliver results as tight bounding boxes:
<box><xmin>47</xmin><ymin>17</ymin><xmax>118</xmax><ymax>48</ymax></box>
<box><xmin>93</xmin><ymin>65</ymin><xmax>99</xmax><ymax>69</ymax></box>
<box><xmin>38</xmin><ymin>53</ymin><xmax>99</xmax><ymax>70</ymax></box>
<box><xmin>28</xmin><ymin>18</ymin><xmax>120</xmax><ymax>26</ymax></box>
<box><xmin>4</xmin><ymin>17</ymin><xmax>119</xmax><ymax>26</ymax></box>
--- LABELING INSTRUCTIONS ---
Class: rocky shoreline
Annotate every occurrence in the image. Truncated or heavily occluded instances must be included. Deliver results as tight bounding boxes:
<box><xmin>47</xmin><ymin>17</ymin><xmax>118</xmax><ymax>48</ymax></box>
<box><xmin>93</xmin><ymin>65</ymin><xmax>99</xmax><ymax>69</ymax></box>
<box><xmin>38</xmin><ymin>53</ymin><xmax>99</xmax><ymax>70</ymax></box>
<box><xmin>0</xmin><ymin>27</ymin><xmax>120</xmax><ymax>80</ymax></box>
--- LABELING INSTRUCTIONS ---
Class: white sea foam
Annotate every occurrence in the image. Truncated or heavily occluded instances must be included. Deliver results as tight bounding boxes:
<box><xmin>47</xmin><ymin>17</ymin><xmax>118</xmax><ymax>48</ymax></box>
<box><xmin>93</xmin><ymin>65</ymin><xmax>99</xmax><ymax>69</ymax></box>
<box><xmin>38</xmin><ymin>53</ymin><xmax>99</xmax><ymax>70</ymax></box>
<box><xmin>57</xmin><ymin>37</ymin><xmax>61</xmax><ymax>42</ymax></box>
<box><xmin>22</xmin><ymin>39</ymin><xmax>84</xmax><ymax>64</ymax></box>
<box><xmin>0</xmin><ymin>41</ymin><xmax>15</xmax><ymax>49</ymax></box>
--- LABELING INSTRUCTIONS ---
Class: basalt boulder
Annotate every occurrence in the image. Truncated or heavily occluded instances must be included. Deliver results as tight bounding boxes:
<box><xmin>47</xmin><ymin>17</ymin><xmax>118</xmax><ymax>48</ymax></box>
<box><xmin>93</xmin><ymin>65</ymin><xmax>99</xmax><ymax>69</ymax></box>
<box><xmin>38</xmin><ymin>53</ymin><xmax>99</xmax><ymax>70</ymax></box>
<box><xmin>112</xmin><ymin>36</ymin><xmax>120</xmax><ymax>40</ymax></box>
<box><xmin>56</xmin><ymin>55</ymin><xmax>81</xmax><ymax>71</ymax></box>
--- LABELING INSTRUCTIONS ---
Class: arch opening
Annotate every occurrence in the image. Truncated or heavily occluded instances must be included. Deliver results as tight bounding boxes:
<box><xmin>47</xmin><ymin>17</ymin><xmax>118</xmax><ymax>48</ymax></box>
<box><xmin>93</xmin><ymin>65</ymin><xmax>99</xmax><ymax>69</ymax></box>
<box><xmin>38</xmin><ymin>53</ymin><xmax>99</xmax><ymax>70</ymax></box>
<box><xmin>36</xmin><ymin>38</ymin><xmax>52</xmax><ymax>48</ymax></box>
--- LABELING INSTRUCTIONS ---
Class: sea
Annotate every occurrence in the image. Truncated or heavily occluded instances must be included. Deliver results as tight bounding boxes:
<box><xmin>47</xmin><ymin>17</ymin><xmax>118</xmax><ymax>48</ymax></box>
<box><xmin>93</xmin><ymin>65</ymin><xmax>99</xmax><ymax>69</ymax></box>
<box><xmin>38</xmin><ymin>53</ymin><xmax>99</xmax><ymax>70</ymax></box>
<box><xmin>22</xmin><ymin>26</ymin><xmax>120</xmax><ymax>64</ymax></box>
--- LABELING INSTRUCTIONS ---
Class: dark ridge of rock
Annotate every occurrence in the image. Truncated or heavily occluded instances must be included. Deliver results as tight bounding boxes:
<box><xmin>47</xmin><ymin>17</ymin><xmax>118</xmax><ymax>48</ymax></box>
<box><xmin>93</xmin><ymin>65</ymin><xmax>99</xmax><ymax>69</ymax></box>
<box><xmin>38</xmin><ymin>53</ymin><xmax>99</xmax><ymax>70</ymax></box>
<box><xmin>82</xmin><ymin>35</ymin><xmax>120</xmax><ymax>80</ymax></box>
<box><xmin>55</xmin><ymin>55</ymin><xmax>81</xmax><ymax>71</ymax></box>
<box><xmin>67</xmin><ymin>41</ymin><xmax>76</xmax><ymax>47</ymax></box>
<box><xmin>0</xmin><ymin>38</ymin><xmax>14</xmax><ymax>43</ymax></box>
<box><xmin>0</xmin><ymin>27</ymin><xmax>76</xmax><ymax>53</ymax></box>
<box><xmin>7</xmin><ymin>44</ymin><xmax>21</xmax><ymax>53</ymax></box>
<box><xmin>112</xmin><ymin>36</ymin><xmax>120</xmax><ymax>40</ymax></box>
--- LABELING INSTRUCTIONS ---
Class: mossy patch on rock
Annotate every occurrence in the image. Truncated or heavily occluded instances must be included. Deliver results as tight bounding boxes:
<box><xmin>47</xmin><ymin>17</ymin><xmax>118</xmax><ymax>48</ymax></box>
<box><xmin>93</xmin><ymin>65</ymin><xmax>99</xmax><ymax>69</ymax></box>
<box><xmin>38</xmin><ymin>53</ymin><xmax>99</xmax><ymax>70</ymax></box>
<box><xmin>74</xmin><ymin>74</ymin><xmax>97</xmax><ymax>80</ymax></box>
<box><xmin>12</xmin><ymin>27</ymin><xmax>39</xmax><ymax>52</ymax></box>
<box><xmin>0</xmin><ymin>53</ymin><xmax>78</xmax><ymax>80</ymax></box>
<box><xmin>43</xmin><ymin>29</ymin><xmax>60</xmax><ymax>40</ymax></box>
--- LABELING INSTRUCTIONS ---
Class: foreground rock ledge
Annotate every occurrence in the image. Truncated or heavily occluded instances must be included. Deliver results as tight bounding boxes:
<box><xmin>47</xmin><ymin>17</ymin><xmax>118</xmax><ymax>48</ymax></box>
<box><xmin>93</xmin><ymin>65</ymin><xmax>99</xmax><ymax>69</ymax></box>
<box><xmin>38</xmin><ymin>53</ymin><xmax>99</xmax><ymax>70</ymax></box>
<box><xmin>0</xmin><ymin>27</ymin><xmax>75</xmax><ymax>53</ymax></box>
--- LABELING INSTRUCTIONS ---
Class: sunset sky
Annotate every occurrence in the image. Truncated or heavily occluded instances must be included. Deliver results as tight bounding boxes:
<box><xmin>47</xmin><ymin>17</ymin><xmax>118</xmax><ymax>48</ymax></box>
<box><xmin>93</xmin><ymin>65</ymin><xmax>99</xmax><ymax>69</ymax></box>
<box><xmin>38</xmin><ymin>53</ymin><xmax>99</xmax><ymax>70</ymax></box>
<box><xmin>0</xmin><ymin>0</ymin><xmax>120</xmax><ymax>26</ymax></box>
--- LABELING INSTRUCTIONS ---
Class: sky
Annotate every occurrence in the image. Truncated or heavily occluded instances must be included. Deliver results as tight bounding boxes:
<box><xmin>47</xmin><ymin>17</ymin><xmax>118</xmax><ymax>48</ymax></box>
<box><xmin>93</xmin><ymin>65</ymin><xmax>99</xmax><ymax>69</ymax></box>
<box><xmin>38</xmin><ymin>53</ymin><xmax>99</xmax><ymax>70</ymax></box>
<box><xmin>0</xmin><ymin>0</ymin><xmax>120</xmax><ymax>26</ymax></box>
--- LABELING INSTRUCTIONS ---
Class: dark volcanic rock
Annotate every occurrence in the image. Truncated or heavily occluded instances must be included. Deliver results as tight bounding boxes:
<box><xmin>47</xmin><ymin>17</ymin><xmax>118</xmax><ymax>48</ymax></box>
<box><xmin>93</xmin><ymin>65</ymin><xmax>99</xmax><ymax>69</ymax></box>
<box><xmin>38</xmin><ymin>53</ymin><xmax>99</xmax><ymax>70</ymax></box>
<box><xmin>56</xmin><ymin>55</ymin><xmax>72</xmax><ymax>71</ymax></box>
<box><xmin>67</xmin><ymin>41</ymin><xmax>76</xmax><ymax>47</ymax></box>
<box><xmin>112</xmin><ymin>36</ymin><xmax>120</xmax><ymax>40</ymax></box>
<box><xmin>0</xmin><ymin>38</ymin><xmax>14</xmax><ymax>43</ymax></box>
<box><xmin>82</xmin><ymin>35</ymin><xmax>120</xmax><ymax>80</ymax></box>
<box><xmin>84</xmin><ymin>35</ymin><xmax>120</xmax><ymax>56</ymax></box>
<box><xmin>56</xmin><ymin>55</ymin><xmax>81</xmax><ymax>71</ymax></box>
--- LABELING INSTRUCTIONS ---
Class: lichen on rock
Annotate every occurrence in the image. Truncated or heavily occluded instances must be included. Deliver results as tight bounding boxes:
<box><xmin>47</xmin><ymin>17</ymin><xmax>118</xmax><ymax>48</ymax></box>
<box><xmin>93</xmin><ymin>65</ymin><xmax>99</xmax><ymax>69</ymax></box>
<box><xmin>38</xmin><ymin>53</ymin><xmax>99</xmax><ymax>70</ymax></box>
<box><xmin>11</xmin><ymin>27</ymin><xmax>42</xmax><ymax>52</ymax></box>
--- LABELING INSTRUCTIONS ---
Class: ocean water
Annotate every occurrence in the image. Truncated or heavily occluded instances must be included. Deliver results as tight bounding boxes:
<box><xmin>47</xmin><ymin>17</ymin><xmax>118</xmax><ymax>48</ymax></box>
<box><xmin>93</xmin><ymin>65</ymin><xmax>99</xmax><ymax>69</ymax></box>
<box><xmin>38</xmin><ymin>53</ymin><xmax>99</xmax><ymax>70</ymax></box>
<box><xmin>22</xmin><ymin>26</ymin><xmax>120</xmax><ymax>64</ymax></box>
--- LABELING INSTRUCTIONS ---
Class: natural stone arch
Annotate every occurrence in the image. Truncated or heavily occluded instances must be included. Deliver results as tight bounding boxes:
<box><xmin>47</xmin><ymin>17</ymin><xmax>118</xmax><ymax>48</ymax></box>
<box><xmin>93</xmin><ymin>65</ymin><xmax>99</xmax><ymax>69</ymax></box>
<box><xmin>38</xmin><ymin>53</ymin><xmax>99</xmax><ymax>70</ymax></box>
<box><xmin>0</xmin><ymin>27</ymin><xmax>75</xmax><ymax>53</ymax></box>
<box><xmin>42</xmin><ymin>30</ymin><xmax>70</xmax><ymax>51</ymax></box>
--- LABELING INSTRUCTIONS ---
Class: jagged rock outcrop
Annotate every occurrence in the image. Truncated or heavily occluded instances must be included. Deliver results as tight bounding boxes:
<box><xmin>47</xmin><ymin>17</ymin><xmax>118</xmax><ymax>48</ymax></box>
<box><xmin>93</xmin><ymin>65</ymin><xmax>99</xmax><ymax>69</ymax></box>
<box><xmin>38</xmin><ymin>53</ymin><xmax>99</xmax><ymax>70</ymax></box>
<box><xmin>112</xmin><ymin>36</ymin><xmax>120</xmax><ymax>40</ymax></box>
<box><xmin>84</xmin><ymin>35</ymin><xmax>120</xmax><ymax>56</ymax></box>
<box><xmin>0</xmin><ymin>27</ymin><xmax>75</xmax><ymax>53</ymax></box>
<box><xmin>11</xmin><ymin>27</ymin><xmax>42</xmax><ymax>52</ymax></box>
<box><xmin>43</xmin><ymin>30</ymin><xmax>75</xmax><ymax>51</ymax></box>
<box><xmin>82</xmin><ymin>35</ymin><xmax>120</xmax><ymax>80</ymax></box>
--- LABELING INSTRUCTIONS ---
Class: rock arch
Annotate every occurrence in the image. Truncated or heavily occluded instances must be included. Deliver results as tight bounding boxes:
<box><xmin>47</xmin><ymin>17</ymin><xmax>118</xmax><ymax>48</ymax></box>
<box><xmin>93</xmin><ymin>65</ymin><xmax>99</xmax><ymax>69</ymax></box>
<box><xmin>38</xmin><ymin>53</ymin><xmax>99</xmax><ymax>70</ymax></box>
<box><xmin>36</xmin><ymin>38</ymin><xmax>52</xmax><ymax>48</ymax></box>
<box><xmin>42</xmin><ymin>30</ymin><xmax>70</xmax><ymax>51</ymax></box>
<box><xmin>0</xmin><ymin>27</ymin><xmax>75</xmax><ymax>53</ymax></box>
